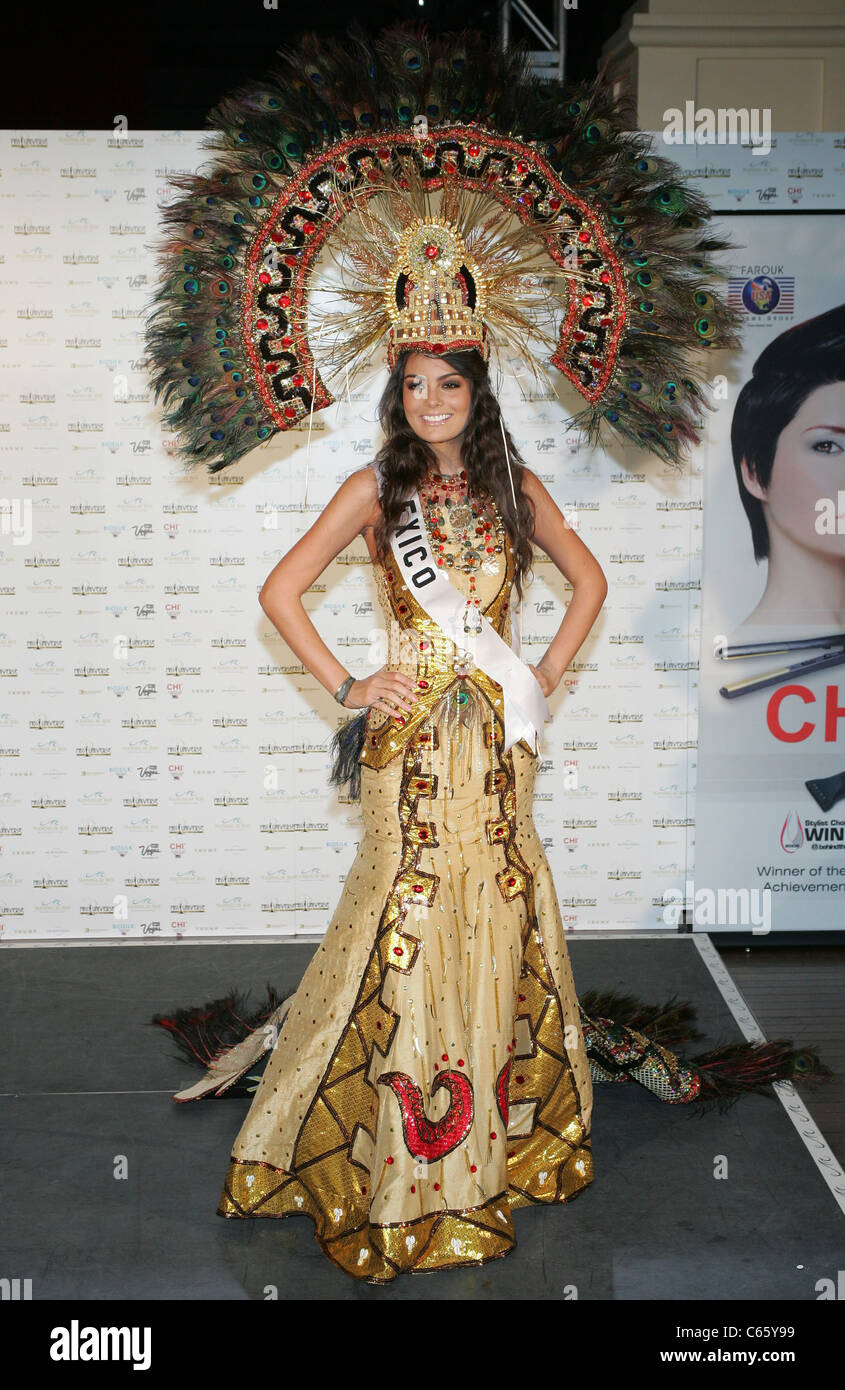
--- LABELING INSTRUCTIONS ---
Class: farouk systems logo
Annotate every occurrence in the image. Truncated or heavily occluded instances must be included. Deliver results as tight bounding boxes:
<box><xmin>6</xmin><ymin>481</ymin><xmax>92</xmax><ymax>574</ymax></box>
<box><xmin>728</xmin><ymin>272</ymin><xmax>795</xmax><ymax>316</ymax></box>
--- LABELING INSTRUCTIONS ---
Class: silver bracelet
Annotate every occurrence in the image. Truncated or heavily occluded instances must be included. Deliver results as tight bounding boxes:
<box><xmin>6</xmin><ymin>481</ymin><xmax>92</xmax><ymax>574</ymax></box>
<box><xmin>333</xmin><ymin>674</ymin><xmax>355</xmax><ymax>706</ymax></box>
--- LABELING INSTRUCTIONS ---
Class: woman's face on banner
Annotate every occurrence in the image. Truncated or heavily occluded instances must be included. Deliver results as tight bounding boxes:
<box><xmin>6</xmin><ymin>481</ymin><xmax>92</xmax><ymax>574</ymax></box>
<box><xmin>741</xmin><ymin>380</ymin><xmax>845</xmax><ymax>558</ymax></box>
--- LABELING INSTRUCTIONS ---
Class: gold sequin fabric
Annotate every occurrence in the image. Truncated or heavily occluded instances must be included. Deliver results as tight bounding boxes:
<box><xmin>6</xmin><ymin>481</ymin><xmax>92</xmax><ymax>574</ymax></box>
<box><xmin>217</xmin><ymin>473</ymin><xmax>594</xmax><ymax>1281</ymax></box>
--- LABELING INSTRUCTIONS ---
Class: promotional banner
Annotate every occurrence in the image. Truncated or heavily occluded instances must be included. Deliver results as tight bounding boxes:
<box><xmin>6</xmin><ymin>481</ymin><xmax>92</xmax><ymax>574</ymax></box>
<box><xmin>694</xmin><ymin>213</ymin><xmax>845</xmax><ymax>932</ymax></box>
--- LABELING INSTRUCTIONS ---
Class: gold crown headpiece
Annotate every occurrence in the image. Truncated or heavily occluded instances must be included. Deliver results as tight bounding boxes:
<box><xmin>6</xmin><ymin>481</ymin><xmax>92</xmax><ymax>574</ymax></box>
<box><xmin>307</xmin><ymin>166</ymin><xmax>567</xmax><ymax>392</ymax></box>
<box><xmin>384</xmin><ymin>216</ymin><xmax>488</xmax><ymax>366</ymax></box>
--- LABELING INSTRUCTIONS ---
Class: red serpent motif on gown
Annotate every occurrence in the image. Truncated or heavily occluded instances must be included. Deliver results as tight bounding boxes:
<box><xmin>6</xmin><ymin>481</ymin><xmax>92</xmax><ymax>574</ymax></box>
<box><xmin>378</xmin><ymin>1069</ymin><xmax>474</xmax><ymax>1162</ymax></box>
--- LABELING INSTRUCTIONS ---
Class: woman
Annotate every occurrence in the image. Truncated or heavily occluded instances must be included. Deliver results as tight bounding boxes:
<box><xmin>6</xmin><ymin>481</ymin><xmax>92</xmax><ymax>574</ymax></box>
<box><xmin>729</xmin><ymin>302</ymin><xmax>845</xmax><ymax>637</ymax></box>
<box><xmin>214</xmin><ymin>346</ymin><xmax>606</xmax><ymax>1279</ymax></box>
<box><xmin>157</xmin><ymin>345</ymin><xmax>823</xmax><ymax>1284</ymax></box>
<box><xmin>148</xmin><ymin>25</ymin><xmax>826</xmax><ymax>1286</ymax></box>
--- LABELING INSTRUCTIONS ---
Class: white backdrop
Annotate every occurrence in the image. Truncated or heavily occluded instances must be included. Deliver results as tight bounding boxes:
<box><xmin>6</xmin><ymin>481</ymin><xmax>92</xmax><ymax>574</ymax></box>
<box><xmin>4</xmin><ymin>125</ymin><xmax>812</xmax><ymax>942</ymax></box>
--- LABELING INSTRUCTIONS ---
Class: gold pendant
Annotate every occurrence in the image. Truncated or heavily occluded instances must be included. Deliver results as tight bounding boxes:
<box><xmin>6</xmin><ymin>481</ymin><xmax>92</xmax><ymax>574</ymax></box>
<box><xmin>449</xmin><ymin>503</ymin><xmax>473</xmax><ymax>529</ymax></box>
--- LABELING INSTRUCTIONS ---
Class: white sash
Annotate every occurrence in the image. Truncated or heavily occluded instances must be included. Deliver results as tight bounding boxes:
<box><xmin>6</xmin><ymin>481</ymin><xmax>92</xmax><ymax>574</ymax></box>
<box><xmin>388</xmin><ymin>491</ymin><xmax>550</xmax><ymax>755</ymax></box>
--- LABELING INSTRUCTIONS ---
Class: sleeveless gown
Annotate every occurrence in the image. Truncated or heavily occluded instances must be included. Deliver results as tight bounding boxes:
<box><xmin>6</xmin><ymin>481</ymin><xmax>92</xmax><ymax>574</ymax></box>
<box><xmin>216</xmin><ymin>462</ymin><xmax>595</xmax><ymax>1281</ymax></box>
<box><xmin>199</xmin><ymin>461</ymin><xmax>818</xmax><ymax>1282</ymax></box>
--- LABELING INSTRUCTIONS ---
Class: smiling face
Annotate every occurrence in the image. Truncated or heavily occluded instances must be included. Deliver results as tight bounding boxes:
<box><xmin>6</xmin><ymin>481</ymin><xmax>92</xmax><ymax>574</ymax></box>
<box><xmin>401</xmin><ymin>352</ymin><xmax>472</xmax><ymax>453</ymax></box>
<box><xmin>741</xmin><ymin>381</ymin><xmax>845</xmax><ymax>558</ymax></box>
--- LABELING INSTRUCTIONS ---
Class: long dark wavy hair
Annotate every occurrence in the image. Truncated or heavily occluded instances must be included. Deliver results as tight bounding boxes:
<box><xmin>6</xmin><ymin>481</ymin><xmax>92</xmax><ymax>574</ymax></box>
<box><xmin>372</xmin><ymin>349</ymin><xmax>536</xmax><ymax>603</ymax></box>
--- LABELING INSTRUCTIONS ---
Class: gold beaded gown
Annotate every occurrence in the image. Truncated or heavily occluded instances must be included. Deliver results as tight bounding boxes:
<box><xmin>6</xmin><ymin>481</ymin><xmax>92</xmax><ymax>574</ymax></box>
<box><xmin>216</xmin><ymin>461</ymin><xmax>594</xmax><ymax>1282</ymax></box>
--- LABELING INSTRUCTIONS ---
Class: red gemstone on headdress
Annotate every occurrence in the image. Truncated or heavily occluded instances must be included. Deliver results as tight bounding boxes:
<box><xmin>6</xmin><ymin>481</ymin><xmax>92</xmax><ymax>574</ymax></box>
<box><xmin>425</xmin><ymin>244</ymin><xmax>439</xmax><ymax>259</ymax></box>
<box><xmin>549</xmin><ymin>197</ymin><xmax>561</xmax><ymax>210</ymax></box>
<box><xmin>265</xmin><ymin>362</ymin><xmax>279</xmax><ymax>375</ymax></box>
<box><xmin>300</xmin><ymin>190</ymin><xmax>311</xmax><ymax>202</ymax></box>
<box><xmin>582</xmin><ymin>294</ymin><xmax>593</xmax><ymax>305</ymax></box>
<box><xmin>422</xmin><ymin>144</ymin><xmax>435</xmax><ymax>159</ymax></box>
<box><xmin>377</xmin><ymin>146</ymin><xmax>391</xmax><ymax>160</ymax></box>
<box><xmin>335</xmin><ymin>160</ymin><xmax>347</xmax><ymax>172</ymax></box>
<box><xmin>256</xmin><ymin>318</ymin><xmax>268</xmax><ymax>331</ymax></box>
<box><xmin>516</xmin><ymin>160</ymin><xmax>529</xmax><ymax>174</ymax></box>
<box><xmin>600</xmin><ymin>271</ymin><xmax>612</xmax><ymax>283</ymax></box>
<box><xmin>468</xmin><ymin>144</ymin><xmax>480</xmax><ymax>157</ymax></box>
<box><xmin>270</xmin><ymin>231</ymin><xmax>283</xmax><ymax>245</ymax></box>
<box><xmin>281</xmin><ymin>336</ymin><xmax>293</xmax><ymax>348</ymax></box>
<box><xmin>283</xmin><ymin>406</ymin><xmax>296</xmax><ymax>417</ymax></box>
<box><xmin>302</xmin><ymin>221</ymin><xmax>315</xmax><ymax>234</ymax></box>
<box><xmin>258</xmin><ymin>272</ymin><xmax>271</xmax><ymax>285</ymax></box>
<box><xmin>279</xmin><ymin>294</ymin><xmax>291</xmax><ymax>308</ymax></box>
<box><xmin>292</xmin><ymin>374</ymin><xmax>304</xmax><ymax>387</ymax></box>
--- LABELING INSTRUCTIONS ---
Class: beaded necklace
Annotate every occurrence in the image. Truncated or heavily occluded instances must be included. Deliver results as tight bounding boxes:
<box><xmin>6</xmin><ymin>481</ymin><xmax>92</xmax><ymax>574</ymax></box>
<box><xmin>416</xmin><ymin>464</ymin><xmax>507</xmax><ymax>794</ymax></box>
<box><xmin>419</xmin><ymin>465</ymin><xmax>505</xmax><ymax>634</ymax></box>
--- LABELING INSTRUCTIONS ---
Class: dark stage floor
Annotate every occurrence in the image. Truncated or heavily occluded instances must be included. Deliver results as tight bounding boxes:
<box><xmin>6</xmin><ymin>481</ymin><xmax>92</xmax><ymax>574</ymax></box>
<box><xmin>1</xmin><ymin>937</ymin><xmax>842</xmax><ymax>1301</ymax></box>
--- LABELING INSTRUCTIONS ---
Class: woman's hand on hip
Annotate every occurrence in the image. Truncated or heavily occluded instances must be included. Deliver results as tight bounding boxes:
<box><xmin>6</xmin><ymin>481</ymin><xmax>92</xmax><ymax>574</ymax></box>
<box><xmin>528</xmin><ymin>662</ymin><xmax>558</xmax><ymax>697</ymax></box>
<box><xmin>344</xmin><ymin>666</ymin><xmax>419</xmax><ymax>716</ymax></box>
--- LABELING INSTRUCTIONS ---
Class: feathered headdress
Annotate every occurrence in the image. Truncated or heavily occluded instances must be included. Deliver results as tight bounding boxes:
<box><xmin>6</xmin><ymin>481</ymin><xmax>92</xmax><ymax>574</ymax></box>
<box><xmin>144</xmin><ymin>23</ymin><xmax>742</xmax><ymax>472</ymax></box>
